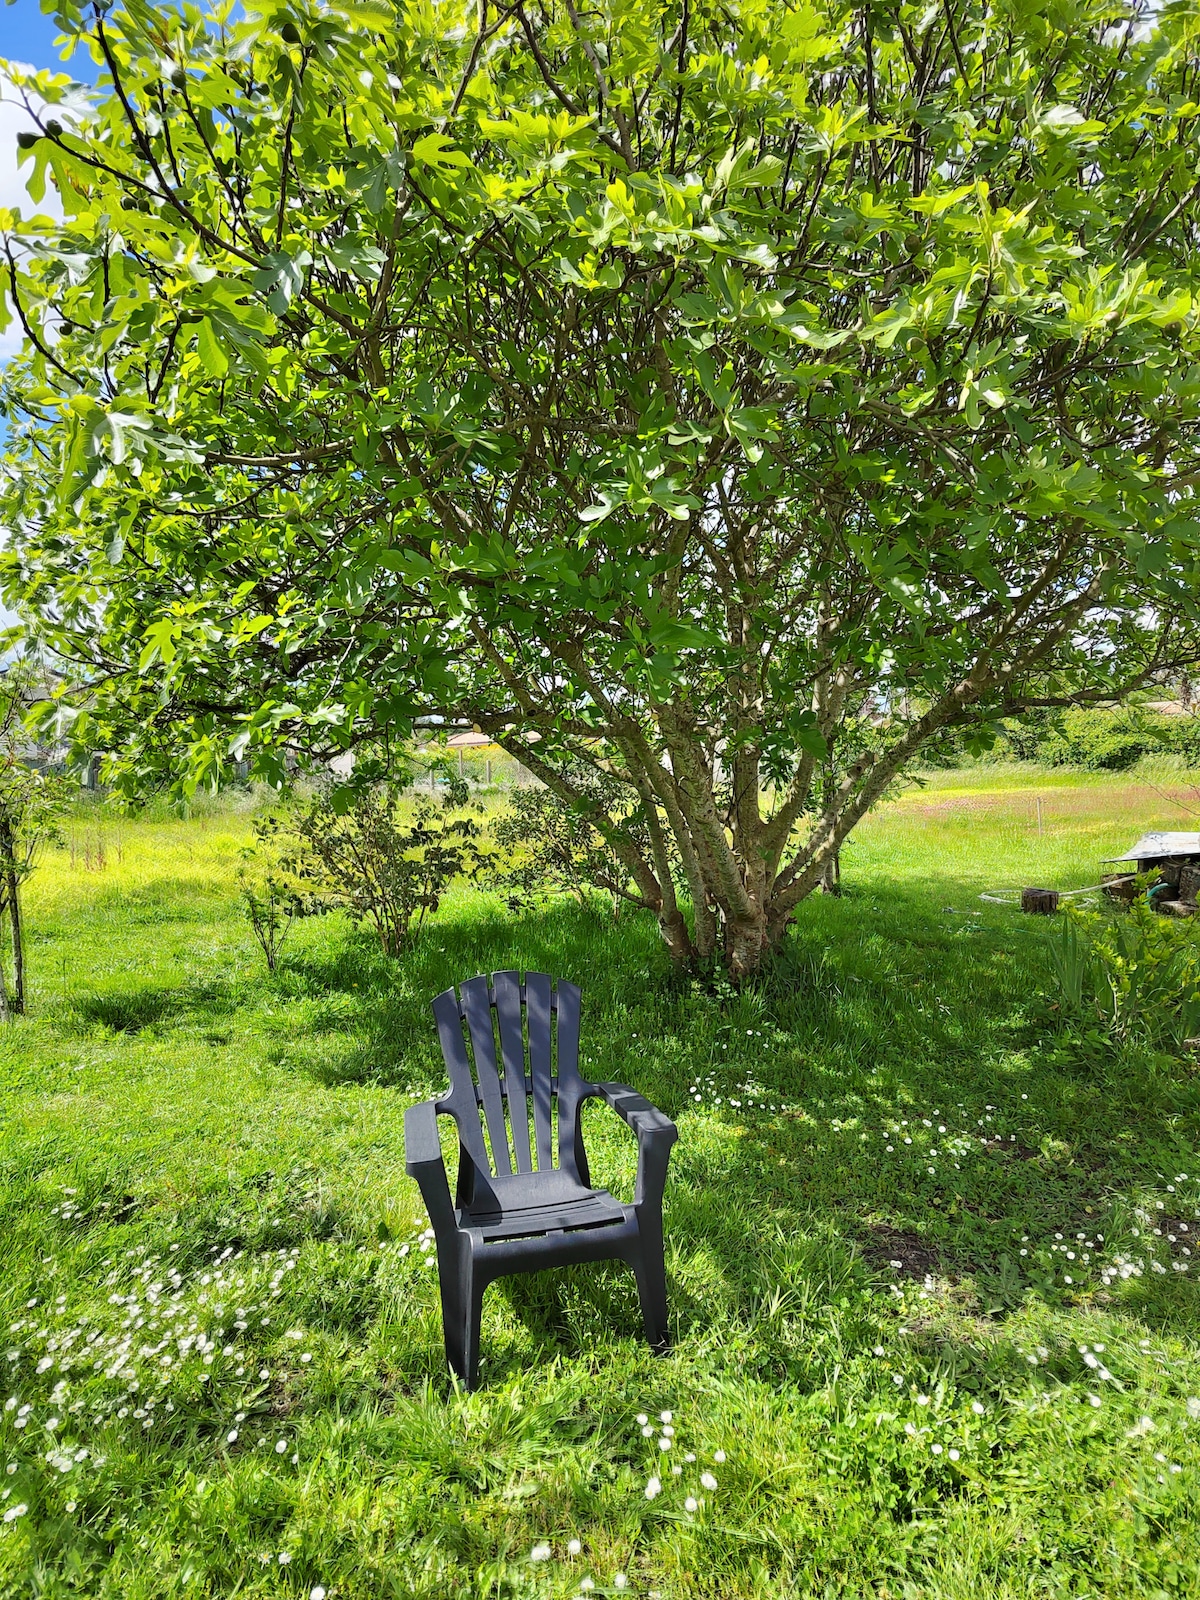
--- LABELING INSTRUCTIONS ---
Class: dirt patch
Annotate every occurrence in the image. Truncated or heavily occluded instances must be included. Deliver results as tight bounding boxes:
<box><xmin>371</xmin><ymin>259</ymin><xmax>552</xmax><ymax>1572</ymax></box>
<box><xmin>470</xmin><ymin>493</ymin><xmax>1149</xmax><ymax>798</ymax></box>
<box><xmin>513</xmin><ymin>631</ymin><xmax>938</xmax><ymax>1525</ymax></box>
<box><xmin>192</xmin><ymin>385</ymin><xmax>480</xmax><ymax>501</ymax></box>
<box><xmin>860</xmin><ymin>1226</ymin><xmax>946</xmax><ymax>1281</ymax></box>
<box><xmin>1154</xmin><ymin>1217</ymin><xmax>1198</xmax><ymax>1259</ymax></box>
<box><xmin>980</xmin><ymin>1135</ymin><xmax>1040</xmax><ymax>1161</ymax></box>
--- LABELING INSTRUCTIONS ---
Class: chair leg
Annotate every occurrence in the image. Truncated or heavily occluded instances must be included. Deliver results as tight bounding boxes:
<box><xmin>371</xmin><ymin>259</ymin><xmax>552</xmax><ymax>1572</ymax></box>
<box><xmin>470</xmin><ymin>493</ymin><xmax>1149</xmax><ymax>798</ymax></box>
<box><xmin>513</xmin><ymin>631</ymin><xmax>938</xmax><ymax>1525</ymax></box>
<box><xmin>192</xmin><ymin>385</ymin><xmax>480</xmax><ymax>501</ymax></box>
<box><xmin>632</xmin><ymin>1241</ymin><xmax>670</xmax><ymax>1353</ymax></box>
<box><xmin>440</xmin><ymin>1250</ymin><xmax>485</xmax><ymax>1390</ymax></box>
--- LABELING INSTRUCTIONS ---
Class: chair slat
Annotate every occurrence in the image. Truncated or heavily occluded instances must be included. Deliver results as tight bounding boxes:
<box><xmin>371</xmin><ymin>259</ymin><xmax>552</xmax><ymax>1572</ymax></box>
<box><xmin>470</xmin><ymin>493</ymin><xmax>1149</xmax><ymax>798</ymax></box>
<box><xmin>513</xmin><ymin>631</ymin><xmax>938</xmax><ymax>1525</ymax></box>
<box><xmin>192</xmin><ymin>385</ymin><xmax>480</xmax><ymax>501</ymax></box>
<box><xmin>493</xmin><ymin>970</ymin><xmax>534</xmax><ymax>1173</ymax></box>
<box><xmin>431</xmin><ymin>989</ymin><xmax>492</xmax><ymax>1177</ymax></box>
<box><xmin>526</xmin><ymin>971</ymin><xmax>555</xmax><ymax>1170</ymax></box>
<box><xmin>460</xmin><ymin>975</ymin><xmax>512</xmax><ymax>1176</ymax></box>
<box><xmin>552</xmin><ymin>979</ymin><xmax>588</xmax><ymax>1181</ymax></box>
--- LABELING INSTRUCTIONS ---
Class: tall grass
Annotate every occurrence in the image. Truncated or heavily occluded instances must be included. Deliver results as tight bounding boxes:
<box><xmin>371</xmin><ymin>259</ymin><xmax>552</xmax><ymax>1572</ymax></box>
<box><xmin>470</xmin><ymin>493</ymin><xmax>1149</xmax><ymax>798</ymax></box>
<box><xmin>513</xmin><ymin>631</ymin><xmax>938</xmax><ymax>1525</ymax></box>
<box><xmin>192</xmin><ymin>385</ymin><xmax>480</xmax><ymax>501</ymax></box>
<box><xmin>0</xmin><ymin>768</ymin><xmax>1198</xmax><ymax>1597</ymax></box>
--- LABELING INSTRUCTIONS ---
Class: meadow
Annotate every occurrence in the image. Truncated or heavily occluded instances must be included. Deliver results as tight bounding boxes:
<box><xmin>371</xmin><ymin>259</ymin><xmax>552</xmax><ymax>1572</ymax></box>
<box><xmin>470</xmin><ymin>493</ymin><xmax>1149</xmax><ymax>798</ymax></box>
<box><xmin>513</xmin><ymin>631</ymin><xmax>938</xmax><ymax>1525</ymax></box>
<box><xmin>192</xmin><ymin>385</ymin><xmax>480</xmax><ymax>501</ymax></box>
<box><xmin>2</xmin><ymin>764</ymin><xmax>1200</xmax><ymax>1598</ymax></box>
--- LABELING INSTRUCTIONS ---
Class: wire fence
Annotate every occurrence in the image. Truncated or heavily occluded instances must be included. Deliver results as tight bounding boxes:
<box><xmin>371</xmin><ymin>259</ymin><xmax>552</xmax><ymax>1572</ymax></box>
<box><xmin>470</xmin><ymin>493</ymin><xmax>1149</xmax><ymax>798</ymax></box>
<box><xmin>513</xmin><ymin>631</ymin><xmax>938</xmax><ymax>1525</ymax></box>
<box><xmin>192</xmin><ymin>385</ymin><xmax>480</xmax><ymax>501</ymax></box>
<box><xmin>415</xmin><ymin>749</ymin><xmax>538</xmax><ymax>791</ymax></box>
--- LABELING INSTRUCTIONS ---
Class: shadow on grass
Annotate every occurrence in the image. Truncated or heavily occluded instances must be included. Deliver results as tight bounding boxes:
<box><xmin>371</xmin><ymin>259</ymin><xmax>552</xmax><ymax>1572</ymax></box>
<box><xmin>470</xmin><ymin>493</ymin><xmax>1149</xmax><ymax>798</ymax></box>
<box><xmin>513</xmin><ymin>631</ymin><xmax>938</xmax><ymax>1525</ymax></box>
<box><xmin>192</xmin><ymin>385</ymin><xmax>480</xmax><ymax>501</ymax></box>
<box><xmin>365</xmin><ymin>883</ymin><xmax>1200</xmax><ymax>1383</ymax></box>
<box><xmin>70</xmin><ymin>975</ymin><xmax>245</xmax><ymax>1034</ymax></box>
<box><xmin>53</xmin><ymin>882</ymin><xmax>1200</xmax><ymax>1381</ymax></box>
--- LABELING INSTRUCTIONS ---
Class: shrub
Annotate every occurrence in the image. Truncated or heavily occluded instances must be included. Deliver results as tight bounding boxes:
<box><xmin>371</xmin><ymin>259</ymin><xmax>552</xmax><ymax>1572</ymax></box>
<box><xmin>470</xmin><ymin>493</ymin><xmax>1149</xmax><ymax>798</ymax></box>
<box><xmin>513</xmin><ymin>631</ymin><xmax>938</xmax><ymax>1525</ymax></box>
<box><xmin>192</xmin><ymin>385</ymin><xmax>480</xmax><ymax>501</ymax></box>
<box><xmin>237</xmin><ymin>816</ymin><xmax>309</xmax><ymax>972</ymax></box>
<box><xmin>1048</xmin><ymin>896</ymin><xmax>1200</xmax><ymax>1051</ymax></box>
<box><xmin>996</xmin><ymin>707</ymin><xmax>1200</xmax><ymax>770</ymax></box>
<box><xmin>492</xmin><ymin>773</ymin><xmax>665</xmax><ymax>917</ymax></box>
<box><xmin>282</xmin><ymin>775</ymin><xmax>488</xmax><ymax>956</ymax></box>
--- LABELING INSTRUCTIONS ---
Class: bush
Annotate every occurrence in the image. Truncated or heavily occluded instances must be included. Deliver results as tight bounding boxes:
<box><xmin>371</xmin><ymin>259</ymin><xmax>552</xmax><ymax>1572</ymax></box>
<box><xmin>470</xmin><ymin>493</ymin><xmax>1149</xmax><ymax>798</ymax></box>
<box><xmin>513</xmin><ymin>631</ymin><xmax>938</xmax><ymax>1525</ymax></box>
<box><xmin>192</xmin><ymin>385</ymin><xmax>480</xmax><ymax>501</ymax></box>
<box><xmin>281</xmin><ymin>775</ymin><xmax>489</xmax><ymax>956</ymax></box>
<box><xmin>1047</xmin><ymin>896</ymin><xmax>1200</xmax><ymax>1050</ymax></box>
<box><xmin>1001</xmin><ymin>707</ymin><xmax>1200</xmax><ymax>770</ymax></box>
<box><xmin>237</xmin><ymin>815</ymin><xmax>311</xmax><ymax>971</ymax></box>
<box><xmin>492</xmin><ymin>773</ymin><xmax>656</xmax><ymax>916</ymax></box>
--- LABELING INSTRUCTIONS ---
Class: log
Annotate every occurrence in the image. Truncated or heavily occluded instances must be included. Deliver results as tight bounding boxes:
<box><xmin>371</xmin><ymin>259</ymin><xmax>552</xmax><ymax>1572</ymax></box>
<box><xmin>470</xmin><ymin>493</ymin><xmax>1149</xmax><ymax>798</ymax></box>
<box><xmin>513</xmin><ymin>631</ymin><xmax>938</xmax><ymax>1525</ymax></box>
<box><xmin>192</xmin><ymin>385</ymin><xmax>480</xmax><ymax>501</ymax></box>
<box><xmin>1021</xmin><ymin>887</ymin><xmax>1060</xmax><ymax>915</ymax></box>
<box><xmin>1179</xmin><ymin>864</ymin><xmax>1200</xmax><ymax>905</ymax></box>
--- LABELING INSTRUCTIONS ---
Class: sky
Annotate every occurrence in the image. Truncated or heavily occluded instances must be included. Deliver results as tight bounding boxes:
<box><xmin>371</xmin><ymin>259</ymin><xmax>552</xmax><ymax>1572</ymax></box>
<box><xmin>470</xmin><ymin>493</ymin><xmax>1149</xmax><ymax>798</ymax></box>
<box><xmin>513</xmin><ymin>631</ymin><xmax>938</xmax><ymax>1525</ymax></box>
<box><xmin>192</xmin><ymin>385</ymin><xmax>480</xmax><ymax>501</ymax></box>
<box><xmin>1</xmin><ymin>2</ymin><xmax>96</xmax><ymax>351</ymax></box>
<box><xmin>1</xmin><ymin>2</ymin><xmax>97</xmax><ymax>625</ymax></box>
<box><xmin>1</xmin><ymin>1</ymin><xmax>97</xmax><ymax>79</ymax></box>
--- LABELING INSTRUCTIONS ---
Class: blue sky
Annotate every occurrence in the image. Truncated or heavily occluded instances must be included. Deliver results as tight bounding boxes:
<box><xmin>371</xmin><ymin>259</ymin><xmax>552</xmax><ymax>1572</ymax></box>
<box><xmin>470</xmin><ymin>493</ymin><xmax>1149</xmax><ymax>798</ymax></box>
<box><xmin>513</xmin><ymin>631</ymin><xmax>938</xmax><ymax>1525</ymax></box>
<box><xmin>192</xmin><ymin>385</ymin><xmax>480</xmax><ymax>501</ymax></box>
<box><xmin>1</xmin><ymin>4</ymin><xmax>97</xmax><ymax>626</ymax></box>
<box><xmin>2</xmin><ymin>1</ymin><xmax>97</xmax><ymax>78</ymax></box>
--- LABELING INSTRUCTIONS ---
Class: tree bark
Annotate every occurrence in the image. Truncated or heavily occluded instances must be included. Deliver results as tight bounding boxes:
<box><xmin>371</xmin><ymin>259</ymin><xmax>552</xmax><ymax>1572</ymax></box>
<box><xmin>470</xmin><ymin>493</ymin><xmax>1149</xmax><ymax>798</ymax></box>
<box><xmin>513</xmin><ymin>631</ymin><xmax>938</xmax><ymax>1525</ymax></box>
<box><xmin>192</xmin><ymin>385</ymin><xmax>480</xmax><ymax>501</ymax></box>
<box><xmin>7</xmin><ymin>872</ymin><xmax>23</xmax><ymax>1014</ymax></box>
<box><xmin>0</xmin><ymin>812</ymin><xmax>18</xmax><ymax>1017</ymax></box>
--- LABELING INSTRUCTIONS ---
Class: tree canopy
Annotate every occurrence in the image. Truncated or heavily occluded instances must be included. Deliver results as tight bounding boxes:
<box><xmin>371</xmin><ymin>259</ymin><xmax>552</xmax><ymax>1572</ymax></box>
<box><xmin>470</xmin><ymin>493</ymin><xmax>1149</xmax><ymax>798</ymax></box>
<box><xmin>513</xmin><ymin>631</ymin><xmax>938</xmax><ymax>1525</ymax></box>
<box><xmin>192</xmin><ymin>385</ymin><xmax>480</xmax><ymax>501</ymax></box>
<box><xmin>3</xmin><ymin>0</ymin><xmax>1200</xmax><ymax>972</ymax></box>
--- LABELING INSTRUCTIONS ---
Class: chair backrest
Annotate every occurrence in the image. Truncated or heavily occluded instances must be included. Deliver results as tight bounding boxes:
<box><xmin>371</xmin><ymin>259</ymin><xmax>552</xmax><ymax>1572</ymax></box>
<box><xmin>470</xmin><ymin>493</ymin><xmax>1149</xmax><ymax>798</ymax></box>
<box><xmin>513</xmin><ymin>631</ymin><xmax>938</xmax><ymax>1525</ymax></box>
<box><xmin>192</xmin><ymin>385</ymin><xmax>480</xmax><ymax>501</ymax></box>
<box><xmin>432</xmin><ymin>971</ymin><xmax>591</xmax><ymax>1182</ymax></box>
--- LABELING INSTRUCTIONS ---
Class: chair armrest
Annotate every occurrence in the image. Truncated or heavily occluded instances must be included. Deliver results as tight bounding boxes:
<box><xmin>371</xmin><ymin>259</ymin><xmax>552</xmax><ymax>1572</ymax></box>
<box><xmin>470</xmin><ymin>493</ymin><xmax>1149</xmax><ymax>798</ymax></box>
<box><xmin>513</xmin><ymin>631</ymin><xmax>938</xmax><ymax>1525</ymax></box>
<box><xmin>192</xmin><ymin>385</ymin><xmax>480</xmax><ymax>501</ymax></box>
<box><xmin>404</xmin><ymin>1100</ymin><xmax>458</xmax><ymax>1237</ymax></box>
<box><xmin>593</xmin><ymin>1082</ymin><xmax>678</xmax><ymax>1143</ymax></box>
<box><xmin>593</xmin><ymin>1081</ymin><xmax>677</xmax><ymax>1210</ymax></box>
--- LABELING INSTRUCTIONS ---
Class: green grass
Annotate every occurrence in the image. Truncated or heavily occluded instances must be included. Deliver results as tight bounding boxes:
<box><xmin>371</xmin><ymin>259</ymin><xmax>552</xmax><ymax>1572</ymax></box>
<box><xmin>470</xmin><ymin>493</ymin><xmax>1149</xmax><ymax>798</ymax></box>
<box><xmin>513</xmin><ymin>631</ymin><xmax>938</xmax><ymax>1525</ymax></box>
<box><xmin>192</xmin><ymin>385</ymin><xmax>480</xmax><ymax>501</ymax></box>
<box><xmin>2</xmin><ymin>767</ymin><xmax>1200</xmax><ymax>1598</ymax></box>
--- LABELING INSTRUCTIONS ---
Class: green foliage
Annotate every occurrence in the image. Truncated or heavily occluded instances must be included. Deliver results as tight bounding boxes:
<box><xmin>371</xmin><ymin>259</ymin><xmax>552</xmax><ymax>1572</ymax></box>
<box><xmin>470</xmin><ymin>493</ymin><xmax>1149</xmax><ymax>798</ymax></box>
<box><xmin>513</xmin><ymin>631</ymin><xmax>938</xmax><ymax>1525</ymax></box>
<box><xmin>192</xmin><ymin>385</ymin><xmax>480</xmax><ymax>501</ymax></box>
<box><xmin>492</xmin><ymin>775</ymin><xmax>658</xmax><ymax>916</ymax></box>
<box><xmin>282</xmin><ymin>776</ymin><xmax>489</xmax><ymax>956</ymax></box>
<box><xmin>236</xmin><ymin>816</ymin><xmax>307</xmax><ymax>972</ymax></box>
<box><xmin>4</xmin><ymin>0</ymin><xmax>1200</xmax><ymax>973</ymax></box>
<box><xmin>1048</xmin><ymin>897</ymin><xmax>1200</xmax><ymax>1049</ymax></box>
<box><xmin>1007</xmin><ymin>707</ymin><xmax>1198</xmax><ymax>771</ymax></box>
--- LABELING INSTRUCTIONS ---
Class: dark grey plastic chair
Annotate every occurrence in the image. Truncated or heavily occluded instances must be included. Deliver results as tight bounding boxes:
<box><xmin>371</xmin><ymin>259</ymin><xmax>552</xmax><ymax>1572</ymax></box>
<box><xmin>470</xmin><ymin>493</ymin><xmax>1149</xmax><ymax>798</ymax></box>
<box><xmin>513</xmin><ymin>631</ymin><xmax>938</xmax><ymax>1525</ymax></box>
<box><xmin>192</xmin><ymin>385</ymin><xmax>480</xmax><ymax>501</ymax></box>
<box><xmin>404</xmin><ymin>970</ymin><xmax>678</xmax><ymax>1388</ymax></box>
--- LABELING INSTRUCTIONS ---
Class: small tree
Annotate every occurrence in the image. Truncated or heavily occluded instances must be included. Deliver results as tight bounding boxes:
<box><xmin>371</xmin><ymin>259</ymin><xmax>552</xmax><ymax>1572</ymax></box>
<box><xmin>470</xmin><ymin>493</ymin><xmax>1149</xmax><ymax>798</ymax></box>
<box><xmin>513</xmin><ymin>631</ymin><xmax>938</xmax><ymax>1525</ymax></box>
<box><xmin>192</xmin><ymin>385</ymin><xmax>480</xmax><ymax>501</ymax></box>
<box><xmin>237</xmin><ymin>815</ymin><xmax>307</xmax><ymax>972</ymax></box>
<box><xmin>0</xmin><ymin>667</ymin><xmax>69</xmax><ymax>1019</ymax></box>
<box><xmin>283</xmin><ymin>776</ymin><xmax>488</xmax><ymax>956</ymax></box>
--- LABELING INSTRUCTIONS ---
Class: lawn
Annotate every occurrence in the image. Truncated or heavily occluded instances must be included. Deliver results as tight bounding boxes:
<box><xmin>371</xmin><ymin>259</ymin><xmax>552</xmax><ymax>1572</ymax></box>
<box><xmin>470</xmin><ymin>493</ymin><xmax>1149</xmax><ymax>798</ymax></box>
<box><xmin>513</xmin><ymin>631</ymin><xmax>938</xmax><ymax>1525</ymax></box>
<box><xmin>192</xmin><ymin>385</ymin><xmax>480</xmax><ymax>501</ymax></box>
<box><xmin>2</xmin><ymin>765</ymin><xmax>1200</xmax><ymax>1599</ymax></box>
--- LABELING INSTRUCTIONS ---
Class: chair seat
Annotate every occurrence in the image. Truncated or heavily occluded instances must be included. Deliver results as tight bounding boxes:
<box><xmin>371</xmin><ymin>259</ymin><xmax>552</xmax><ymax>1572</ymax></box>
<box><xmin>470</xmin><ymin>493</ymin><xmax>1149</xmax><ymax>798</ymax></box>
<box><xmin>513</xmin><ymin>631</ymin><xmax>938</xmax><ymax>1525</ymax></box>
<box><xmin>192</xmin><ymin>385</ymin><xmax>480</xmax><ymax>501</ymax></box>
<box><xmin>462</xmin><ymin>1177</ymin><xmax>629</xmax><ymax>1243</ymax></box>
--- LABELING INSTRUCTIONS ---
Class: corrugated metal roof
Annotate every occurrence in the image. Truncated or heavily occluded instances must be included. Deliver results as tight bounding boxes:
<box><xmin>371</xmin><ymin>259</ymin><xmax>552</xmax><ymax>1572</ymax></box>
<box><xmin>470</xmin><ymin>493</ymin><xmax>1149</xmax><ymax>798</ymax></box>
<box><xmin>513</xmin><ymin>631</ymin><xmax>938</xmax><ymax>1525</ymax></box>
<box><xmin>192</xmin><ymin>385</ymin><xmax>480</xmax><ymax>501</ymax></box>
<box><xmin>1102</xmin><ymin>831</ymin><xmax>1200</xmax><ymax>863</ymax></box>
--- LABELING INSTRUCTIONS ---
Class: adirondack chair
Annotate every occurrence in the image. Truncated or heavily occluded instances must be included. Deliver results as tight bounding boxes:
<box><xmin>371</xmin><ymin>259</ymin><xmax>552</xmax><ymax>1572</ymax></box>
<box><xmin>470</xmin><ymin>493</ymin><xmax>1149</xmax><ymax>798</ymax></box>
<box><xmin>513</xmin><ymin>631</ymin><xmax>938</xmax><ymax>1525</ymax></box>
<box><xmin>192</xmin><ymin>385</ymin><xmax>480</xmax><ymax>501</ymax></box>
<box><xmin>404</xmin><ymin>970</ymin><xmax>678</xmax><ymax>1388</ymax></box>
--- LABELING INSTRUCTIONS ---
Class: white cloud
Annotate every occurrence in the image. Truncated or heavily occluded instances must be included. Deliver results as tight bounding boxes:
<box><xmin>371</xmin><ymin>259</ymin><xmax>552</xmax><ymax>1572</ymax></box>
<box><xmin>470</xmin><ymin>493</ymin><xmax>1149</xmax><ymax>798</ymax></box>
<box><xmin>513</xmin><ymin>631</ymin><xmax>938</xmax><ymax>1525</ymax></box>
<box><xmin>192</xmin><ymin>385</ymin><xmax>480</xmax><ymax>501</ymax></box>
<box><xmin>1</xmin><ymin>63</ymin><xmax>64</xmax><ymax>360</ymax></box>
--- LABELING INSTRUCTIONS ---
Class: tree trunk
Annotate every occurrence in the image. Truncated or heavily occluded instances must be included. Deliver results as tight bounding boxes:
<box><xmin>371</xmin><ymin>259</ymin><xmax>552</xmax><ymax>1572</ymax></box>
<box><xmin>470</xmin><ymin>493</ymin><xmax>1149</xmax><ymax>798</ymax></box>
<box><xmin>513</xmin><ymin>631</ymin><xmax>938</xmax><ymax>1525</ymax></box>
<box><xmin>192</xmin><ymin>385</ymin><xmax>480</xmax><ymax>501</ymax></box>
<box><xmin>7</xmin><ymin>872</ymin><xmax>23</xmax><ymax>1014</ymax></box>
<box><xmin>0</xmin><ymin>882</ymin><xmax>9</xmax><ymax>1026</ymax></box>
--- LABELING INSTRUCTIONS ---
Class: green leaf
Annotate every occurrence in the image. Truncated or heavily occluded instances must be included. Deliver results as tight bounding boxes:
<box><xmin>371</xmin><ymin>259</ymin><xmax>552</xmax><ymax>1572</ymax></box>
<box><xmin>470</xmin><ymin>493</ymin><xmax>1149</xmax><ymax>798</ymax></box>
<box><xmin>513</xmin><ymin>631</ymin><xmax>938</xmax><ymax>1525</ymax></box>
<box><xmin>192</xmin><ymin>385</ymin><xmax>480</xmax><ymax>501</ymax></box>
<box><xmin>196</xmin><ymin>318</ymin><xmax>229</xmax><ymax>377</ymax></box>
<box><xmin>410</xmin><ymin>133</ymin><xmax>473</xmax><ymax>175</ymax></box>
